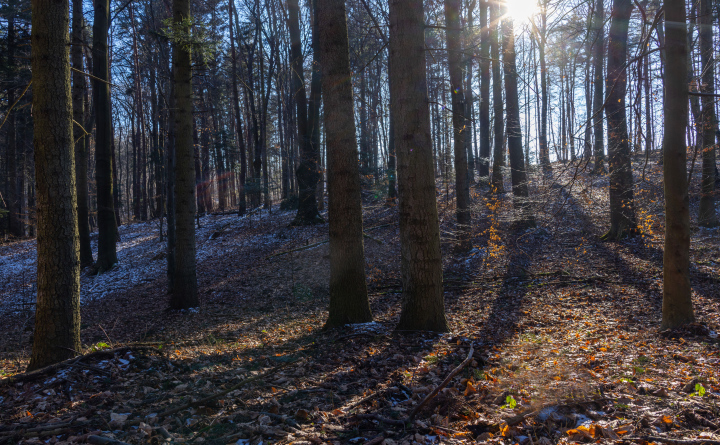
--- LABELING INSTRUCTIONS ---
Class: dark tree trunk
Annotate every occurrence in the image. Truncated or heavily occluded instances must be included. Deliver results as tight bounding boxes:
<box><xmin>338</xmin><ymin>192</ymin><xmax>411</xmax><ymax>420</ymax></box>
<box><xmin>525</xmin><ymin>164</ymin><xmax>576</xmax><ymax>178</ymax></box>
<box><xmin>288</xmin><ymin>0</ymin><xmax>322</xmax><ymax>225</ymax></box>
<box><xmin>72</xmin><ymin>0</ymin><xmax>92</xmax><ymax>266</ymax></box>
<box><xmin>318</xmin><ymin>0</ymin><xmax>372</xmax><ymax>329</ymax></box>
<box><xmin>601</xmin><ymin>0</ymin><xmax>637</xmax><ymax>240</ymax></box>
<box><xmin>444</xmin><ymin>0</ymin><xmax>472</xmax><ymax>250</ymax></box>
<box><xmin>478</xmin><ymin>0</ymin><xmax>491</xmax><ymax>180</ymax></box>
<box><xmin>93</xmin><ymin>0</ymin><xmax>118</xmax><ymax>271</ymax></box>
<box><xmin>502</xmin><ymin>16</ymin><xmax>534</xmax><ymax>227</ymax></box>
<box><xmin>538</xmin><ymin>4</ymin><xmax>551</xmax><ymax>172</ymax></box>
<box><xmin>228</xmin><ymin>0</ymin><xmax>246</xmax><ymax>215</ymax></box>
<box><xmin>697</xmin><ymin>0</ymin><xmax>718</xmax><ymax>226</ymax></box>
<box><xmin>592</xmin><ymin>0</ymin><xmax>606</xmax><ymax>173</ymax></box>
<box><xmin>490</xmin><ymin>3</ymin><xmax>505</xmax><ymax>193</ymax></box>
<box><xmin>169</xmin><ymin>0</ymin><xmax>198</xmax><ymax>309</ymax></box>
<box><xmin>661</xmin><ymin>0</ymin><xmax>694</xmax><ymax>329</ymax></box>
<box><xmin>5</xmin><ymin>9</ymin><xmax>22</xmax><ymax>238</ymax></box>
<box><xmin>28</xmin><ymin>0</ymin><xmax>81</xmax><ymax>370</ymax></box>
<box><xmin>390</xmin><ymin>0</ymin><xmax>448</xmax><ymax>332</ymax></box>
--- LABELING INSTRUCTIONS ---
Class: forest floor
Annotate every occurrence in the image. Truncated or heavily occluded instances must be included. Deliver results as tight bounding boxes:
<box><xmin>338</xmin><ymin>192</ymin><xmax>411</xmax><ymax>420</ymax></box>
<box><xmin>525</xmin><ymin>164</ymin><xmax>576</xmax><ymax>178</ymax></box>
<box><xmin>1</xmin><ymin>152</ymin><xmax>719</xmax><ymax>445</ymax></box>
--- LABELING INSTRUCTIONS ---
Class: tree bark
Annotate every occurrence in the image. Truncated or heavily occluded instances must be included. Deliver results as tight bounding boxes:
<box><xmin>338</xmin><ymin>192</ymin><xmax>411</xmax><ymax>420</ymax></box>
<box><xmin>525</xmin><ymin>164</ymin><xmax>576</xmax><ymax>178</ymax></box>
<box><xmin>444</xmin><ymin>0</ymin><xmax>472</xmax><ymax>250</ymax></box>
<box><xmin>478</xmin><ymin>0</ymin><xmax>491</xmax><ymax>180</ymax></box>
<box><xmin>72</xmin><ymin>0</ymin><xmax>92</xmax><ymax>266</ymax></box>
<box><xmin>490</xmin><ymin>3</ymin><xmax>504</xmax><ymax>193</ymax></box>
<box><xmin>169</xmin><ymin>0</ymin><xmax>199</xmax><ymax>309</ymax></box>
<box><xmin>502</xmin><ymin>16</ymin><xmax>534</xmax><ymax>227</ymax></box>
<box><xmin>697</xmin><ymin>0</ymin><xmax>718</xmax><ymax>226</ymax></box>
<box><xmin>288</xmin><ymin>0</ymin><xmax>322</xmax><ymax>225</ymax></box>
<box><xmin>661</xmin><ymin>0</ymin><xmax>694</xmax><ymax>329</ymax></box>
<box><xmin>538</xmin><ymin>3</ymin><xmax>551</xmax><ymax>172</ymax></box>
<box><xmin>93</xmin><ymin>0</ymin><xmax>118</xmax><ymax>271</ymax></box>
<box><xmin>318</xmin><ymin>0</ymin><xmax>373</xmax><ymax>329</ymax></box>
<box><xmin>390</xmin><ymin>0</ymin><xmax>448</xmax><ymax>332</ymax></box>
<box><xmin>601</xmin><ymin>0</ymin><xmax>636</xmax><ymax>240</ymax></box>
<box><xmin>28</xmin><ymin>0</ymin><xmax>81</xmax><ymax>370</ymax></box>
<box><xmin>592</xmin><ymin>0</ymin><xmax>606</xmax><ymax>173</ymax></box>
<box><xmin>5</xmin><ymin>7</ymin><xmax>22</xmax><ymax>238</ymax></box>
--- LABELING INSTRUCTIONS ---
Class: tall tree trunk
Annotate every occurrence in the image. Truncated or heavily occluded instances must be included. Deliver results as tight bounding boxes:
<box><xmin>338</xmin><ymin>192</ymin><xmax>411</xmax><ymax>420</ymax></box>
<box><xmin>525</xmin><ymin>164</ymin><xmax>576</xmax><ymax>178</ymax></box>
<box><xmin>93</xmin><ymin>0</ymin><xmax>118</xmax><ymax>271</ymax></box>
<box><xmin>583</xmin><ymin>7</ymin><xmax>593</xmax><ymax>164</ymax></box>
<box><xmin>390</xmin><ymin>0</ymin><xmax>448</xmax><ymax>332</ymax></box>
<box><xmin>661</xmin><ymin>0</ymin><xmax>694</xmax><ymax>329</ymax></box>
<box><xmin>592</xmin><ymin>0</ymin><xmax>606</xmax><ymax>173</ymax></box>
<box><xmin>502</xmin><ymin>16</ymin><xmax>534</xmax><ymax>227</ymax></box>
<box><xmin>318</xmin><ymin>0</ymin><xmax>372</xmax><ymax>329</ymax></box>
<box><xmin>308</xmin><ymin>0</ymin><xmax>322</xmax><ymax>210</ymax></box>
<box><xmin>5</xmin><ymin>7</ymin><xmax>22</xmax><ymax>238</ymax></box>
<box><xmin>288</xmin><ymin>0</ymin><xmax>322</xmax><ymax>225</ymax></box>
<box><xmin>228</xmin><ymin>0</ymin><xmax>246</xmax><ymax>215</ymax></box>
<box><xmin>490</xmin><ymin>3</ymin><xmax>504</xmax><ymax>193</ymax></box>
<box><xmin>445</xmin><ymin>0</ymin><xmax>472</xmax><ymax>250</ymax></box>
<box><xmin>601</xmin><ymin>0</ymin><xmax>636</xmax><ymax>240</ymax></box>
<box><xmin>72</xmin><ymin>0</ymin><xmax>92</xmax><ymax>266</ymax></box>
<box><xmin>464</xmin><ymin>0</ymin><xmax>475</xmax><ymax>184</ymax></box>
<box><xmin>28</xmin><ymin>0</ymin><xmax>81</xmax><ymax>370</ymax></box>
<box><xmin>170</xmin><ymin>0</ymin><xmax>198</xmax><ymax>309</ymax></box>
<box><xmin>478</xmin><ymin>0</ymin><xmax>491</xmax><ymax>179</ymax></box>
<box><xmin>697</xmin><ymin>0</ymin><xmax>718</xmax><ymax>226</ymax></box>
<box><xmin>538</xmin><ymin>3</ymin><xmax>551</xmax><ymax>172</ymax></box>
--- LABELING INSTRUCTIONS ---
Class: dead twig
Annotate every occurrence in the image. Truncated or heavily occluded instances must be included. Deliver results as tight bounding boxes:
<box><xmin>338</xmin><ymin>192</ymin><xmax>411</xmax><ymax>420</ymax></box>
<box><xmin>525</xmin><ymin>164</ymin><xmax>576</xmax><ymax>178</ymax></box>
<box><xmin>408</xmin><ymin>345</ymin><xmax>473</xmax><ymax>420</ymax></box>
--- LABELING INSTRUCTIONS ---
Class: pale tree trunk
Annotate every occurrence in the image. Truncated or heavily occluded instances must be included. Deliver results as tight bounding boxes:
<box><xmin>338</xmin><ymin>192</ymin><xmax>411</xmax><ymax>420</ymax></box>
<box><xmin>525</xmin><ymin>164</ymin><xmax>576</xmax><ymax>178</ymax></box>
<box><xmin>601</xmin><ymin>0</ymin><xmax>637</xmax><ymax>240</ymax></box>
<box><xmin>170</xmin><ymin>0</ymin><xmax>198</xmax><ymax>309</ymax></box>
<box><xmin>490</xmin><ymin>3</ymin><xmax>504</xmax><ymax>193</ymax></box>
<box><xmin>661</xmin><ymin>0</ymin><xmax>694</xmax><ymax>329</ymax></box>
<box><xmin>317</xmin><ymin>0</ymin><xmax>372</xmax><ymax>329</ymax></box>
<box><xmin>390</xmin><ymin>0</ymin><xmax>448</xmax><ymax>332</ymax></box>
<box><xmin>502</xmin><ymin>16</ymin><xmax>535</xmax><ymax>227</ymax></box>
<box><xmin>445</xmin><ymin>0</ymin><xmax>471</xmax><ymax>250</ymax></box>
<box><xmin>697</xmin><ymin>0</ymin><xmax>718</xmax><ymax>227</ymax></box>
<box><xmin>93</xmin><ymin>0</ymin><xmax>118</xmax><ymax>271</ymax></box>
<box><xmin>28</xmin><ymin>0</ymin><xmax>81</xmax><ymax>370</ymax></box>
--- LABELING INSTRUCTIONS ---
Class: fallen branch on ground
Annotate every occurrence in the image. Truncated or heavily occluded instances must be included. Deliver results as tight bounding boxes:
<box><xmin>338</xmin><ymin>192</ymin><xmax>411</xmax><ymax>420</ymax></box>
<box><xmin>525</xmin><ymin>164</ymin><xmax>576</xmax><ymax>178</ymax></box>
<box><xmin>356</xmin><ymin>345</ymin><xmax>474</xmax><ymax>427</ymax></box>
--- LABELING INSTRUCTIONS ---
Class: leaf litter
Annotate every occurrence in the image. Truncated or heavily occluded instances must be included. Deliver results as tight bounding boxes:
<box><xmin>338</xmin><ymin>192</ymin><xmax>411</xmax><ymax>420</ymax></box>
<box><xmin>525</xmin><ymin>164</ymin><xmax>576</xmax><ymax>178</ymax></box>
<box><xmin>0</xmin><ymin>152</ymin><xmax>719</xmax><ymax>445</ymax></box>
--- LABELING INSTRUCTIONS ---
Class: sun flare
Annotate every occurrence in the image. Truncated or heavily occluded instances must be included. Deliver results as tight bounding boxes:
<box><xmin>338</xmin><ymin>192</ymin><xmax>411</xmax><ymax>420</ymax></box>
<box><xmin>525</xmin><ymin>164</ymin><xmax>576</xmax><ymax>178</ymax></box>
<box><xmin>505</xmin><ymin>0</ymin><xmax>540</xmax><ymax>23</ymax></box>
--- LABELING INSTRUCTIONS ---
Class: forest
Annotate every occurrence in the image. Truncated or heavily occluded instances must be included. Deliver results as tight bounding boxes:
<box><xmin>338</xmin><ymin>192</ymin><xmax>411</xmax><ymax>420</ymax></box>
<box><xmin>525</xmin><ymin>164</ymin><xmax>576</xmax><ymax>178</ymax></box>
<box><xmin>0</xmin><ymin>0</ymin><xmax>719</xmax><ymax>442</ymax></box>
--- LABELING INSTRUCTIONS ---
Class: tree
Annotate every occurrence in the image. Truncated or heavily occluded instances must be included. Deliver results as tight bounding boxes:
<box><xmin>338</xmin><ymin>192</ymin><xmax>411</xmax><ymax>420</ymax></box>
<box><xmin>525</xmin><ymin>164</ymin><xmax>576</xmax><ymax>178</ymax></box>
<box><xmin>661</xmin><ymin>0</ymin><xmax>693</xmax><ymax>329</ymax></box>
<box><xmin>490</xmin><ymin>2</ymin><xmax>504</xmax><ymax>193</ymax></box>
<box><xmin>444</xmin><ymin>0</ymin><xmax>471</xmax><ymax>250</ymax></box>
<box><xmin>72</xmin><ymin>0</ymin><xmax>92</xmax><ymax>267</ymax></box>
<box><xmin>601</xmin><ymin>0</ymin><xmax>636</xmax><ymax>240</ymax></box>
<box><xmin>169</xmin><ymin>0</ymin><xmax>199</xmax><ymax>309</ymax></box>
<box><xmin>5</xmin><ymin>0</ymin><xmax>22</xmax><ymax>239</ymax></box>
<box><xmin>591</xmin><ymin>0</ymin><xmax>606</xmax><ymax>173</ymax></box>
<box><xmin>390</xmin><ymin>0</ymin><xmax>448</xmax><ymax>332</ymax></box>
<box><xmin>478</xmin><ymin>0</ymin><xmax>490</xmax><ymax>180</ymax></box>
<box><xmin>502</xmin><ymin>15</ymin><xmax>534</xmax><ymax>227</ymax></box>
<box><xmin>289</xmin><ymin>0</ymin><xmax>323</xmax><ymax>225</ymax></box>
<box><xmin>536</xmin><ymin>1</ymin><xmax>551</xmax><ymax>172</ymax></box>
<box><xmin>317</xmin><ymin>0</ymin><xmax>373</xmax><ymax>329</ymax></box>
<box><xmin>27</xmin><ymin>0</ymin><xmax>81</xmax><ymax>370</ymax></box>
<box><xmin>93</xmin><ymin>0</ymin><xmax>118</xmax><ymax>271</ymax></box>
<box><xmin>697</xmin><ymin>0</ymin><xmax>717</xmax><ymax>227</ymax></box>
